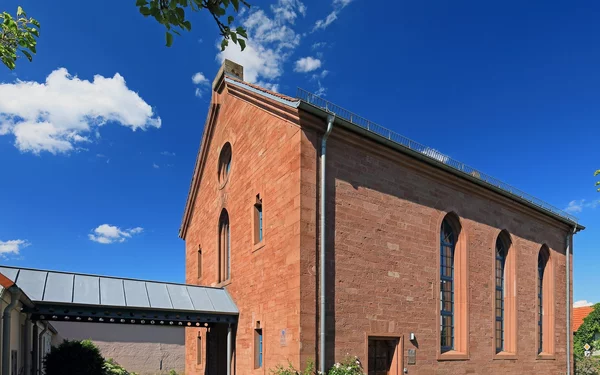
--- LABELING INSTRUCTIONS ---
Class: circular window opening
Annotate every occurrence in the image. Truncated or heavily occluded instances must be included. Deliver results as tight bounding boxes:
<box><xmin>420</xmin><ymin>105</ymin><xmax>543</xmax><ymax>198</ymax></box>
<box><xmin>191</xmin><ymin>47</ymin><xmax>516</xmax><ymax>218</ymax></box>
<box><xmin>218</xmin><ymin>142</ymin><xmax>232</xmax><ymax>186</ymax></box>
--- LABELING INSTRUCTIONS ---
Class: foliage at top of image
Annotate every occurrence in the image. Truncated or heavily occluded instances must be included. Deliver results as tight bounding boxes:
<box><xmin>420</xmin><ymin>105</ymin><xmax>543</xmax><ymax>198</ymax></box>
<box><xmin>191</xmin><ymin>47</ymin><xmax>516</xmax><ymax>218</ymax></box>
<box><xmin>136</xmin><ymin>0</ymin><xmax>250</xmax><ymax>50</ymax></box>
<box><xmin>271</xmin><ymin>357</ymin><xmax>364</xmax><ymax>375</ymax></box>
<box><xmin>44</xmin><ymin>339</ymin><xmax>105</xmax><ymax>375</ymax></box>
<box><xmin>0</xmin><ymin>6</ymin><xmax>40</xmax><ymax>70</ymax></box>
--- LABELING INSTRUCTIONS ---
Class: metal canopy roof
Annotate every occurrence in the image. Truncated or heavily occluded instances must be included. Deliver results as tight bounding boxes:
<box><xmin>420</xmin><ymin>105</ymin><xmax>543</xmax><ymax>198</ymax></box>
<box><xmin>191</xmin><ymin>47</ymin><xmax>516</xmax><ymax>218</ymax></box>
<box><xmin>0</xmin><ymin>266</ymin><xmax>238</xmax><ymax>326</ymax></box>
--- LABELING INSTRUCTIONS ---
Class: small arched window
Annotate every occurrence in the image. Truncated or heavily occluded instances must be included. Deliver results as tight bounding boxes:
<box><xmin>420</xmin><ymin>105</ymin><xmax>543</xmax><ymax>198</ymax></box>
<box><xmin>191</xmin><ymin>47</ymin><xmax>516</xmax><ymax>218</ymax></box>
<box><xmin>218</xmin><ymin>143</ymin><xmax>232</xmax><ymax>186</ymax></box>
<box><xmin>538</xmin><ymin>245</ymin><xmax>554</xmax><ymax>356</ymax></box>
<box><xmin>218</xmin><ymin>209</ymin><xmax>230</xmax><ymax>282</ymax></box>
<box><xmin>440</xmin><ymin>219</ymin><xmax>456</xmax><ymax>353</ymax></box>
<box><xmin>439</xmin><ymin>213</ymin><xmax>468</xmax><ymax>357</ymax></box>
<box><xmin>495</xmin><ymin>236</ymin><xmax>507</xmax><ymax>353</ymax></box>
<box><xmin>494</xmin><ymin>231</ymin><xmax>516</xmax><ymax>356</ymax></box>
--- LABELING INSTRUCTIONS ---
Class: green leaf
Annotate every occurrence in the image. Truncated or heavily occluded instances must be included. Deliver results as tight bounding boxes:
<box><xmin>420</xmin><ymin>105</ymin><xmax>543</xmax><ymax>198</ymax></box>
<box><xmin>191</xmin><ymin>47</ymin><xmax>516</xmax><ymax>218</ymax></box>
<box><xmin>231</xmin><ymin>0</ymin><xmax>240</xmax><ymax>11</ymax></box>
<box><xmin>169</xmin><ymin>0</ymin><xmax>178</xmax><ymax>9</ymax></box>
<box><xmin>182</xmin><ymin>20</ymin><xmax>192</xmax><ymax>31</ymax></box>
<box><xmin>236</xmin><ymin>27</ymin><xmax>247</xmax><ymax>39</ymax></box>
<box><xmin>30</xmin><ymin>28</ymin><xmax>39</xmax><ymax>37</ymax></box>
<box><xmin>16</xmin><ymin>6</ymin><xmax>24</xmax><ymax>16</ymax></box>
<box><xmin>230</xmin><ymin>31</ymin><xmax>238</xmax><ymax>44</ymax></box>
<box><xmin>166</xmin><ymin>31</ymin><xmax>173</xmax><ymax>47</ymax></box>
<box><xmin>31</xmin><ymin>19</ymin><xmax>40</xmax><ymax>28</ymax></box>
<box><xmin>595</xmin><ymin>170</ymin><xmax>600</xmax><ymax>177</ymax></box>
<box><xmin>220</xmin><ymin>38</ymin><xmax>228</xmax><ymax>51</ymax></box>
<box><xmin>136</xmin><ymin>0</ymin><xmax>148</xmax><ymax>6</ymax></box>
<box><xmin>139</xmin><ymin>6</ymin><xmax>152</xmax><ymax>15</ymax></box>
<box><xmin>227</xmin><ymin>15</ymin><xmax>234</xmax><ymax>25</ymax></box>
<box><xmin>21</xmin><ymin>50</ymin><xmax>33</xmax><ymax>62</ymax></box>
<box><xmin>238</xmin><ymin>38</ymin><xmax>246</xmax><ymax>51</ymax></box>
<box><xmin>175</xmin><ymin>7</ymin><xmax>185</xmax><ymax>20</ymax></box>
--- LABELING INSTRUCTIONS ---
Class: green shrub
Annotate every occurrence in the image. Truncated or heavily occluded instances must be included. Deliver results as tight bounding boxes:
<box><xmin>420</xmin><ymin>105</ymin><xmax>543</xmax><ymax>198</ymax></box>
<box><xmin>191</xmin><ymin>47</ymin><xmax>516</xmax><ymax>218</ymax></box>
<box><xmin>271</xmin><ymin>359</ymin><xmax>318</xmax><ymax>375</ymax></box>
<box><xmin>104</xmin><ymin>358</ymin><xmax>139</xmax><ymax>375</ymax></box>
<box><xmin>576</xmin><ymin>356</ymin><xmax>600</xmax><ymax>375</ymax></box>
<box><xmin>44</xmin><ymin>339</ymin><xmax>105</xmax><ymax>375</ymax></box>
<box><xmin>328</xmin><ymin>356</ymin><xmax>363</xmax><ymax>375</ymax></box>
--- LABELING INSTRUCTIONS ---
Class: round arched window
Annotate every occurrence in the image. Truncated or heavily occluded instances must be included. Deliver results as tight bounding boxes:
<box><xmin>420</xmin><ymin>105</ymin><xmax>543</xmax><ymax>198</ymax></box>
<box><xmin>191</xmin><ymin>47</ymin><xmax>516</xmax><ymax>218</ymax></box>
<box><xmin>218</xmin><ymin>142</ymin><xmax>232</xmax><ymax>186</ymax></box>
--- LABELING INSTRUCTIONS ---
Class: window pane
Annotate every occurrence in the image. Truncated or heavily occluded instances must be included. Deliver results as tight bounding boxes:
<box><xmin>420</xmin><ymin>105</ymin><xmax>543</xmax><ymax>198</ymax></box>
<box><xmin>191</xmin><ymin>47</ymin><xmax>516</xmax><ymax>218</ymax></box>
<box><xmin>440</xmin><ymin>219</ymin><xmax>456</xmax><ymax>352</ymax></box>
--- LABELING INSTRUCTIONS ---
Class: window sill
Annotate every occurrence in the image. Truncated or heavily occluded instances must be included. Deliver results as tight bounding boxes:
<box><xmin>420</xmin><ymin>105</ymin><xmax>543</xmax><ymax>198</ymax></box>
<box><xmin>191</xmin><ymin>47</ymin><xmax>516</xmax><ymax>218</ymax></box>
<box><xmin>216</xmin><ymin>279</ymin><xmax>232</xmax><ymax>288</ymax></box>
<box><xmin>536</xmin><ymin>353</ymin><xmax>555</xmax><ymax>360</ymax></box>
<box><xmin>493</xmin><ymin>352</ymin><xmax>517</xmax><ymax>360</ymax></box>
<box><xmin>252</xmin><ymin>241</ymin><xmax>265</xmax><ymax>253</ymax></box>
<box><xmin>438</xmin><ymin>350</ymin><xmax>469</xmax><ymax>361</ymax></box>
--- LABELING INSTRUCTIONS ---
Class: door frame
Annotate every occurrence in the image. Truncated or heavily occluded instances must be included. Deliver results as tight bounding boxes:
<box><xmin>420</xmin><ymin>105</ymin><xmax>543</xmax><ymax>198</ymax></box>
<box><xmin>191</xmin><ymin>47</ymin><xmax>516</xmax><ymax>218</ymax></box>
<box><xmin>364</xmin><ymin>334</ymin><xmax>403</xmax><ymax>375</ymax></box>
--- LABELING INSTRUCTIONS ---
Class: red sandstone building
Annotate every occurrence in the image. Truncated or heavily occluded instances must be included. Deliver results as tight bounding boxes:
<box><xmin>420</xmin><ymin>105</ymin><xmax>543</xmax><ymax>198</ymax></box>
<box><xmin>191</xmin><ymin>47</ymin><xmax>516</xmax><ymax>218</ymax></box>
<box><xmin>180</xmin><ymin>60</ymin><xmax>584</xmax><ymax>375</ymax></box>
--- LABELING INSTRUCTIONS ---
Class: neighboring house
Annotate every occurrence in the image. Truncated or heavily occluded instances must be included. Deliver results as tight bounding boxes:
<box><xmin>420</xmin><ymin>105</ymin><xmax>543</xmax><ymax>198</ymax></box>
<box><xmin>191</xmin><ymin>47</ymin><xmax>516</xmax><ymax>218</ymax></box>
<box><xmin>180</xmin><ymin>60</ymin><xmax>584</xmax><ymax>375</ymax></box>
<box><xmin>573</xmin><ymin>306</ymin><xmax>594</xmax><ymax>333</ymax></box>
<box><xmin>0</xmin><ymin>273</ymin><xmax>57</xmax><ymax>375</ymax></box>
<box><xmin>51</xmin><ymin>322</ymin><xmax>185</xmax><ymax>375</ymax></box>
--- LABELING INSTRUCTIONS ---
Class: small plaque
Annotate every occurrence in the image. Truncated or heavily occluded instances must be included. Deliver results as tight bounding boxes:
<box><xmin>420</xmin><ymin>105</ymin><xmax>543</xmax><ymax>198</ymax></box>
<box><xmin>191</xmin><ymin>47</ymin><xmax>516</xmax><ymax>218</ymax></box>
<box><xmin>280</xmin><ymin>329</ymin><xmax>287</xmax><ymax>346</ymax></box>
<box><xmin>407</xmin><ymin>349</ymin><xmax>416</xmax><ymax>365</ymax></box>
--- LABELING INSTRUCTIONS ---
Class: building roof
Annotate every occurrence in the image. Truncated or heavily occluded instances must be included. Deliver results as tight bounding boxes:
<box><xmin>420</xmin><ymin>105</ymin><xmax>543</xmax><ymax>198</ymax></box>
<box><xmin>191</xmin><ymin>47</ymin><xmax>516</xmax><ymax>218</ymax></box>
<box><xmin>573</xmin><ymin>306</ymin><xmax>595</xmax><ymax>332</ymax></box>
<box><xmin>180</xmin><ymin>62</ymin><xmax>583</xmax><ymax>237</ymax></box>
<box><xmin>0</xmin><ymin>266</ymin><xmax>238</xmax><ymax>315</ymax></box>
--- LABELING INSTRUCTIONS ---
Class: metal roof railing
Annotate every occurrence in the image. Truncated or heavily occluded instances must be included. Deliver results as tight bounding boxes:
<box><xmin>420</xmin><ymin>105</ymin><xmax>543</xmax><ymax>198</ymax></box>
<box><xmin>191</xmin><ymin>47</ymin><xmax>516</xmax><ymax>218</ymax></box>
<box><xmin>296</xmin><ymin>87</ymin><xmax>578</xmax><ymax>224</ymax></box>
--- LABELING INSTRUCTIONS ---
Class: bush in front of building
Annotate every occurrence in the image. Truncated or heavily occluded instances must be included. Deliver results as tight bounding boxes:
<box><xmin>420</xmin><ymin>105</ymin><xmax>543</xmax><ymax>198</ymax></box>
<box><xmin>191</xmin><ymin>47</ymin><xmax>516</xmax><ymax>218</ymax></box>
<box><xmin>271</xmin><ymin>357</ymin><xmax>364</xmax><ymax>375</ymax></box>
<box><xmin>44</xmin><ymin>339</ymin><xmax>105</xmax><ymax>375</ymax></box>
<box><xmin>576</xmin><ymin>357</ymin><xmax>600</xmax><ymax>375</ymax></box>
<box><xmin>328</xmin><ymin>356</ymin><xmax>363</xmax><ymax>375</ymax></box>
<box><xmin>104</xmin><ymin>358</ymin><xmax>139</xmax><ymax>375</ymax></box>
<box><xmin>575</xmin><ymin>303</ymin><xmax>600</xmax><ymax>359</ymax></box>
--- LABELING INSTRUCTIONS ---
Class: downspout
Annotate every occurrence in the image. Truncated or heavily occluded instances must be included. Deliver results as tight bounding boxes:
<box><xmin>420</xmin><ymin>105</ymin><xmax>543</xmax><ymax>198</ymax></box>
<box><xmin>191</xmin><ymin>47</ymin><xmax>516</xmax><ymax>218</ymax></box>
<box><xmin>320</xmin><ymin>114</ymin><xmax>335</xmax><ymax>375</ymax></box>
<box><xmin>226</xmin><ymin>324</ymin><xmax>232</xmax><ymax>375</ymax></box>
<box><xmin>2</xmin><ymin>288</ymin><xmax>21</xmax><ymax>375</ymax></box>
<box><xmin>38</xmin><ymin>323</ymin><xmax>48</xmax><ymax>374</ymax></box>
<box><xmin>566</xmin><ymin>227</ymin><xmax>576</xmax><ymax>375</ymax></box>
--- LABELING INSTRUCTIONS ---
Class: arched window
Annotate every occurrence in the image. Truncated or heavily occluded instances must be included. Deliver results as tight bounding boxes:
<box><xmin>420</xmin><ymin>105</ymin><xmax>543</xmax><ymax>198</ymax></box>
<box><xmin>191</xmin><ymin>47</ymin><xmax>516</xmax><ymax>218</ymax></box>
<box><xmin>538</xmin><ymin>245</ymin><xmax>554</xmax><ymax>356</ymax></box>
<box><xmin>494</xmin><ymin>231</ymin><xmax>516</xmax><ymax>356</ymax></box>
<box><xmin>440</xmin><ymin>219</ymin><xmax>455</xmax><ymax>353</ymax></box>
<box><xmin>218</xmin><ymin>209</ymin><xmax>230</xmax><ymax>282</ymax></box>
<box><xmin>218</xmin><ymin>143</ymin><xmax>232</xmax><ymax>186</ymax></box>
<box><xmin>495</xmin><ymin>237</ymin><xmax>507</xmax><ymax>353</ymax></box>
<box><xmin>439</xmin><ymin>213</ymin><xmax>468</xmax><ymax>357</ymax></box>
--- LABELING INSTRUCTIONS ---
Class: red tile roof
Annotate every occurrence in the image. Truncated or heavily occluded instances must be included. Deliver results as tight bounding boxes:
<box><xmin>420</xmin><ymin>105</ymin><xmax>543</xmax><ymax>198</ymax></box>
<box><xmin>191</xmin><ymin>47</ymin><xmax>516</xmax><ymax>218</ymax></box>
<box><xmin>573</xmin><ymin>306</ymin><xmax>595</xmax><ymax>332</ymax></box>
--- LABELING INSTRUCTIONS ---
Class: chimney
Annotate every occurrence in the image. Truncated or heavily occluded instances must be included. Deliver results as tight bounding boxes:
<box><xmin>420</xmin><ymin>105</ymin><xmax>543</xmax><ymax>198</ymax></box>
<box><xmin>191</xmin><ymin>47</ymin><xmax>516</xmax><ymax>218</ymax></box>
<box><xmin>213</xmin><ymin>60</ymin><xmax>244</xmax><ymax>91</ymax></box>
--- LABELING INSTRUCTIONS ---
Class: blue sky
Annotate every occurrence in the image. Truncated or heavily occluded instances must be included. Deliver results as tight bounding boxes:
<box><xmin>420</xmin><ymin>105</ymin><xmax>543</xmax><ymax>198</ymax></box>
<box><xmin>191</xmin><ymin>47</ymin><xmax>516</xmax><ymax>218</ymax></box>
<box><xmin>0</xmin><ymin>0</ymin><xmax>598</xmax><ymax>303</ymax></box>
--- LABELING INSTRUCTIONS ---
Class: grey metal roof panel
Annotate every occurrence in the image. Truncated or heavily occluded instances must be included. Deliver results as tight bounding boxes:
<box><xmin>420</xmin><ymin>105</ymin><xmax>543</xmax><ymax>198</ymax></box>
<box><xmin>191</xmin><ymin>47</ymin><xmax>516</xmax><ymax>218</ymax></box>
<box><xmin>146</xmin><ymin>282</ymin><xmax>173</xmax><ymax>309</ymax></box>
<box><xmin>0</xmin><ymin>266</ymin><xmax>238</xmax><ymax>315</ymax></box>
<box><xmin>123</xmin><ymin>280</ymin><xmax>150</xmax><ymax>308</ymax></box>
<box><xmin>205</xmin><ymin>288</ymin><xmax>238</xmax><ymax>313</ymax></box>
<box><xmin>0</xmin><ymin>267</ymin><xmax>20</xmax><ymax>282</ymax></box>
<box><xmin>166</xmin><ymin>284</ymin><xmax>194</xmax><ymax>311</ymax></box>
<box><xmin>44</xmin><ymin>272</ymin><xmax>74</xmax><ymax>303</ymax></box>
<box><xmin>99</xmin><ymin>277</ymin><xmax>126</xmax><ymax>307</ymax></box>
<box><xmin>186</xmin><ymin>286</ymin><xmax>215</xmax><ymax>312</ymax></box>
<box><xmin>73</xmin><ymin>275</ymin><xmax>100</xmax><ymax>305</ymax></box>
<box><xmin>13</xmin><ymin>269</ymin><xmax>47</xmax><ymax>301</ymax></box>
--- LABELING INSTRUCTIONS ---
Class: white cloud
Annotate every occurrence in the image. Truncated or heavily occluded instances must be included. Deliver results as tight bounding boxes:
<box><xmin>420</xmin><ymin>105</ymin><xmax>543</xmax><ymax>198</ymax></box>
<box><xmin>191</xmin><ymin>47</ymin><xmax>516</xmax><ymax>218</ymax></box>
<box><xmin>311</xmin><ymin>70</ymin><xmax>329</xmax><ymax>81</ymax></box>
<box><xmin>271</xmin><ymin>0</ymin><xmax>306</xmax><ymax>23</ymax></box>
<box><xmin>574</xmin><ymin>300</ymin><xmax>594</xmax><ymax>308</ymax></box>
<box><xmin>217</xmin><ymin>0</ymin><xmax>304</xmax><ymax>88</ymax></box>
<box><xmin>294</xmin><ymin>57</ymin><xmax>322</xmax><ymax>73</ymax></box>
<box><xmin>314</xmin><ymin>80</ymin><xmax>327</xmax><ymax>97</ymax></box>
<box><xmin>0</xmin><ymin>239</ymin><xmax>30</xmax><ymax>255</ymax></box>
<box><xmin>313</xmin><ymin>0</ymin><xmax>353</xmax><ymax>31</ymax></box>
<box><xmin>192</xmin><ymin>72</ymin><xmax>209</xmax><ymax>85</ymax></box>
<box><xmin>161</xmin><ymin>151</ymin><xmax>175</xmax><ymax>156</ymax></box>
<box><xmin>153</xmin><ymin>163</ymin><xmax>160</xmax><ymax>169</ymax></box>
<box><xmin>88</xmin><ymin>224</ymin><xmax>143</xmax><ymax>244</ymax></box>
<box><xmin>0</xmin><ymin>68</ymin><xmax>161</xmax><ymax>155</ymax></box>
<box><xmin>312</xmin><ymin>42</ymin><xmax>327</xmax><ymax>49</ymax></box>
<box><xmin>564</xmin><ymin>199</ymin><xmax>600</xmax><ymax>214</ymax></box>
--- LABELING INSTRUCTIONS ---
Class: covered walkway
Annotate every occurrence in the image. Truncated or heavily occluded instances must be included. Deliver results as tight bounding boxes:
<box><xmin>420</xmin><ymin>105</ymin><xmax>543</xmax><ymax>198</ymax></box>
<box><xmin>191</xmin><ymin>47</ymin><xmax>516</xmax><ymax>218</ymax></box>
<box><xmin>0</xmin><ymin>266</ymin><xmax>238</xmax><ymax>375</ymax></box>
